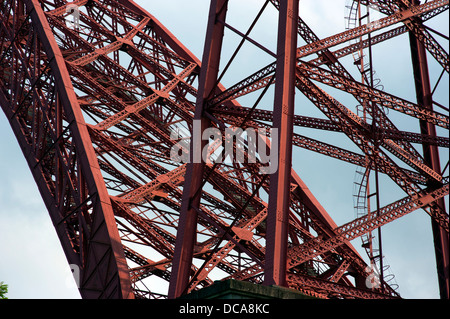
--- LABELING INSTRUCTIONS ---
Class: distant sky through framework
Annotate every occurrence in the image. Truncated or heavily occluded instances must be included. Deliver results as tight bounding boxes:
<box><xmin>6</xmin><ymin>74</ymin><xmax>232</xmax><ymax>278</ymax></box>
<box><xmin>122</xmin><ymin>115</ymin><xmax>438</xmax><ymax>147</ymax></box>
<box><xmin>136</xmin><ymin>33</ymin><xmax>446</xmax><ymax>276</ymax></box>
<box><xmin>0</xmin><ymin>0</ymin><xmax>448</xmax><ymax>299</ymax></box>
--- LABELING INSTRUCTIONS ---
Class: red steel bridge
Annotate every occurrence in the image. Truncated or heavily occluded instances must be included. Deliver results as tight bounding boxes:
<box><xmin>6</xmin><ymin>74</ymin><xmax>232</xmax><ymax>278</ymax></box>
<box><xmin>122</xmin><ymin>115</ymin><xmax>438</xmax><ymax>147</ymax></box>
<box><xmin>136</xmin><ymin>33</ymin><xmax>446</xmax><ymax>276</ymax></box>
<box><xmin>0</xmin><ymin>0</ymin><xmax>448</xmax><ymax>299</ymax></box>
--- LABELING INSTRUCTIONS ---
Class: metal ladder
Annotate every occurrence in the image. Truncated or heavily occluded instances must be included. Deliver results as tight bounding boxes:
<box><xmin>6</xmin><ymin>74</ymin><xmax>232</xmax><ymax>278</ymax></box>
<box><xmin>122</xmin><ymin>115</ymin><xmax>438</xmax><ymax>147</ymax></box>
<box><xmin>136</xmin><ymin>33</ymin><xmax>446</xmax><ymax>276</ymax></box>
<box><xmin>346</xmin><ymin>0</ymin><xmax>398</xmax><ymax>292</ymax></box>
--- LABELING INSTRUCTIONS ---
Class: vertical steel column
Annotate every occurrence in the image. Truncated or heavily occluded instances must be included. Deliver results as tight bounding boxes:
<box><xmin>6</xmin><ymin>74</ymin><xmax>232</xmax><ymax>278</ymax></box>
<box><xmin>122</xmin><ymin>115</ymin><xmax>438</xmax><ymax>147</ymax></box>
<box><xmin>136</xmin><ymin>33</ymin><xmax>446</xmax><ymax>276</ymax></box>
<box><xmin>264</xmin><ymin>0</ymin><xmax>299</xmax><ymax>287</ymax></box>
<box><xmin>168</xmin><ymin>0</ymin><xmax>228</xmax><ymax>299</ymax></box>
<box><xmin>408</xmin><ymin>4</ymin><xmax>449</xmax><ymax>299</ymax></box>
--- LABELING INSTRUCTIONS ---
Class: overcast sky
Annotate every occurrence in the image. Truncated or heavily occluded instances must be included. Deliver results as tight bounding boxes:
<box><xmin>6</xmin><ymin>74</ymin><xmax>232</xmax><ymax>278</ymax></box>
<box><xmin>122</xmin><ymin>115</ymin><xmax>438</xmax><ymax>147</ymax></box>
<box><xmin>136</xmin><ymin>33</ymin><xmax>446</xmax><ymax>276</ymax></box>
<box><xmin>0</xmin><ymin>0</ymin><xmax>448</xmax><ymax>299</ymax></box>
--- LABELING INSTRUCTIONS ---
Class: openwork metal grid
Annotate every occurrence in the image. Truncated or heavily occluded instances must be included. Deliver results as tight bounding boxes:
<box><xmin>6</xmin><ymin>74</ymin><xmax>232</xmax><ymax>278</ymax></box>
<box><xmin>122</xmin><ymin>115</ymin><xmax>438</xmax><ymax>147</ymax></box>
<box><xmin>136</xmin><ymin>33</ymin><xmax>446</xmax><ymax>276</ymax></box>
<box><xmin>0</xmin><ymin>0</ymin><xmax>448</xmax><ymax>299</ymax></box>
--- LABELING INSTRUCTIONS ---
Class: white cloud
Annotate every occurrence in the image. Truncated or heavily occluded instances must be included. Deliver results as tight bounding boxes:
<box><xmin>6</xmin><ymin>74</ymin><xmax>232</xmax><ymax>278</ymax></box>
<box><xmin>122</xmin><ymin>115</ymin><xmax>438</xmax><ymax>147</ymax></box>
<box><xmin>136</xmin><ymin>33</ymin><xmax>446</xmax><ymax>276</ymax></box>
<box><xmin>300</xmin><ymin>0</ymin><xmax>349</xmax><ymax>39</ymax></box>
<box><xmin>0</xmin><ymin>183</ymin><xmax>80</xmax><ymax>298</ymax></box>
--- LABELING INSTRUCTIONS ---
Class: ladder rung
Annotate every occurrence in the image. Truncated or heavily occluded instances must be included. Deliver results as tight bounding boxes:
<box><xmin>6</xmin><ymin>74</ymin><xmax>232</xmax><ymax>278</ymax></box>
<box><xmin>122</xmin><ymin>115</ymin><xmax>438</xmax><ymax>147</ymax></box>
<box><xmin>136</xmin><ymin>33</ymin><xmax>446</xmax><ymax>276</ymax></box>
<box><xmin>359</xmin><ymin>13</ymin><xmax>369</xmax><ymax>20</ymax></box>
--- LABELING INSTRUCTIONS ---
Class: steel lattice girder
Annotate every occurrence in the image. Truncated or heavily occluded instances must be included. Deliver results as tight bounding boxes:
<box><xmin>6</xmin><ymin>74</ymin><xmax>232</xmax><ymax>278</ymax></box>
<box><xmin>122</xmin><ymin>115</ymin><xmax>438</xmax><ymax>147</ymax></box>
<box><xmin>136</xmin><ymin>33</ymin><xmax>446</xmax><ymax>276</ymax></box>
<box><xmin>0</xmin><ymin>0</ymin><xmax>133</xmax><ymax>298</ymax></box>
<box><xmin>0</xmin><ymin>0</ymin><xmax>448</xmax><ymax>299</ymax></box>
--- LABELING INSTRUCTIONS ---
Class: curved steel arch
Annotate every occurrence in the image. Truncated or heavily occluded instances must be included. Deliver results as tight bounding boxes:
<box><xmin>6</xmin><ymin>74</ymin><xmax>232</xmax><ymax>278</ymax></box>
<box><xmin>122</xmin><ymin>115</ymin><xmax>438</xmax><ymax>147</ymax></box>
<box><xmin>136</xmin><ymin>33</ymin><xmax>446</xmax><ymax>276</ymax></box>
<box><xmin>0</xmin><ymin>0</ymin><xmax>132</xmax><ymax>298</ymax></box>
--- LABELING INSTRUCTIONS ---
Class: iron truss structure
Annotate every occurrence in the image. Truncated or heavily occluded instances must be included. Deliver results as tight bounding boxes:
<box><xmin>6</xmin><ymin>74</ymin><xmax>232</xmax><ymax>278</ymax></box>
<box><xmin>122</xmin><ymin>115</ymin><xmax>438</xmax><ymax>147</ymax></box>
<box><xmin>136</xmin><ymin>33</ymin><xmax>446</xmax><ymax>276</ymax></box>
<box><xmin>0</xmin><ymin>0</ymin><xmax>448</xmax><ymax>299</ymax></box>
